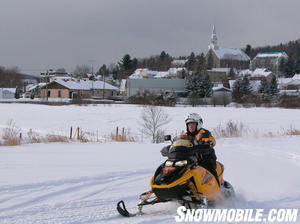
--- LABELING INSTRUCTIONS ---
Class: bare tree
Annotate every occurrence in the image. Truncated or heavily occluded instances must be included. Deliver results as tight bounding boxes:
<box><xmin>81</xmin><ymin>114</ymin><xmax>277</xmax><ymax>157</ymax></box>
<box><xmin>141</xmin><ymin>106</ymin><xmax>171</xmax><ymax>143</ymax></box>
<box><xmin>73</xmin><ymin>65</ymin><xmax>91</xmax><ymax>78</ymax></box>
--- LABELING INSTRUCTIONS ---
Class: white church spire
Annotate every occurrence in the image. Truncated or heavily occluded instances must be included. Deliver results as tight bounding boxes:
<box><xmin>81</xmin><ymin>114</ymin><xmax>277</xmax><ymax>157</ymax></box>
<box><xmin>209</xmin><ymin>24</ymin><xmax>219</xmax><ymax>50</ymax></box>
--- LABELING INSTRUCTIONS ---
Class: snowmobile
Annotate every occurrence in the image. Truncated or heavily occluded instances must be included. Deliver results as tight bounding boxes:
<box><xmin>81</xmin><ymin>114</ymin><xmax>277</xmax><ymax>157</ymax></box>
<box><xmin>117</xmin><ymin>135</ymin><xmax>234</xmax><ymax>217</ymax></box>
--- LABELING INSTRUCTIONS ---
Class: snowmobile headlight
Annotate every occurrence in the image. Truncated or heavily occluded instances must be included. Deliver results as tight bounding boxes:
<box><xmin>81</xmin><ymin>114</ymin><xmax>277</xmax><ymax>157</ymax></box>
<box><xmin>165</xmin><ymin>161</ymin><xmax>174</xmax><ymax>167</ymax></box>
<box><xmin>174</xmin><ymin>160</ymin><xmax>188</xmax><ymax>167</ymax></box>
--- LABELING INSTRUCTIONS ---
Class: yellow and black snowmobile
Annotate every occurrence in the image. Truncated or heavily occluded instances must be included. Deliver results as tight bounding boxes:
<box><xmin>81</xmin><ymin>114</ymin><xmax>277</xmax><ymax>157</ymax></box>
<box><xmin>117</xmin><ymin>135</ymin><xmax>234</xmax><ymax>217</ymax></box>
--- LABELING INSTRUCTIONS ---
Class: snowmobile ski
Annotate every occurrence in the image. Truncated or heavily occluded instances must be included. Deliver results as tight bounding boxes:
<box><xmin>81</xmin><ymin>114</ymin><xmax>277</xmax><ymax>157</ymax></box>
<box><xmin>117</xmin><ymin>200</ymin><xmax>143</xmax><ymax>217</ymax></box>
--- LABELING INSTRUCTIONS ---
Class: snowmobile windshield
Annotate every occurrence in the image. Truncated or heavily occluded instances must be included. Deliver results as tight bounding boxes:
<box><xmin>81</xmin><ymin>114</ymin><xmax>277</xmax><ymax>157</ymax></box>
<box><xmin>168</xmin><ymin>138</ymin><xmax>195</xmax><ymax>160</ymax></box>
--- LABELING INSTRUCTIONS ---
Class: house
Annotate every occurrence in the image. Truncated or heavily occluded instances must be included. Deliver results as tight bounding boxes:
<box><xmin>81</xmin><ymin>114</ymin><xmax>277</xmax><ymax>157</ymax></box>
<box><xmin>207</xmin><ymin>68</ymin><xmax>235</xmax><ymax>82</ymax></box>
<box><xmin>211</xmin><ymin>86</ymin><xmax>232</xmax><ymax>105</ymax></box>
<box><xmin>280</xmin><ymin>74</ymin><xmax>300</xmax><ymax>90</ymax></box>
<box><xmin>251</xmin><ymin>52</ymin><xmax>288</xmax><ymax>72</ymax></box>
<box><xmin>0</xmin><ymin>88</ymin><xmax>15</xmax><ymax>99</ymax></box>
<box><xmin>124</xmin><ymin>79</ymin><xmax>186</xmax><ymax>97</ymax></box>
<box><xmin>206</xmin><ymin>25</ymin><xmax>250</xmax><ymax>70</ymax></box>
<box><xmin>251</xmin><ymin>68</ymin><xmax>275</xmax><ymax>82</ymax></box>
<box><xmin>40</xmin><ymin>79</ymin><xmax>119</xmax><ymax>99</ymax></box>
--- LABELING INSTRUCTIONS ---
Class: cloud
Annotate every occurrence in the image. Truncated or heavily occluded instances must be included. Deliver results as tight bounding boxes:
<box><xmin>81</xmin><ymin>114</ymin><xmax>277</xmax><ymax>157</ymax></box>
<box><xmin>0</xmin><ymin>0</ymin><xmax>299</xmax><ymax>74</ymax></box>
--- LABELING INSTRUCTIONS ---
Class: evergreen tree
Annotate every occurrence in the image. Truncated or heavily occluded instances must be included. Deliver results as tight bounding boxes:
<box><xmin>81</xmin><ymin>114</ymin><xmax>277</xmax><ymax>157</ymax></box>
<box><xmin>119</xmin><ymin>54</ymin><xmax>132</xmax><ymax>71</ymax></box>
<box><xmin>194</xmin><ymin>53</ymin><xmax>207</xmax><ymax>76</ymax></box>
<box><xmin>245</xmin><ymin>44</ymin><xmax>252</xmax><ymax>56</ymax></box>
<box><xmin>207</xmin><ymin>51</ymin><xmax>214</xmax><ymax>70</ymax></box>
<box><xmin>268</xmin><ymin>76</ymin><xmax>279</xmax><ymax>97</ymax></box>
<box><xmin>159</xmin><ymin>51</ymin><xmax>168</xmax><ymax>61</ymax></box>
<box><xmin>284</xmin><ymin>58</ymin><xmax>295</xmax><ymax>78</ymax></box>
<box><xmin>259</xmin><ymin>77</ymin><xmax>270</xmax><ymax>100</ymax></box>
<box><xmin>97</xmin><ymin>64</ymin><xmax>109</xmax><ymax>76</ymax></box>
<box><xmin>185</xmin><ymin>74</ymin><xmax>213</xmax><ymax>98</ymax></box>
<box><xmin>185</xmin><ymin>52</ymin><xmax>196</xmax><ymax>71</ymax></box>
<box><xmin>15</xmin><ymin>86</ymin><xmax>20</xmax><ymax>99</ymax></box>
<box><xmin>232</xmin><ymin>77</ymin><xmax>252</xmax><ymax>103</ymax></box>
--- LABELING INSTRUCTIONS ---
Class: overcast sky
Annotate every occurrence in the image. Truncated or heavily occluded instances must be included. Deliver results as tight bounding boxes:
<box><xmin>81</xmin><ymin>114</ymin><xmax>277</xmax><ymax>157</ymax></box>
<box><xmin>1</xmin><ymin>0</ymin><xmax>300</xmax><ymax>75</ymax></box>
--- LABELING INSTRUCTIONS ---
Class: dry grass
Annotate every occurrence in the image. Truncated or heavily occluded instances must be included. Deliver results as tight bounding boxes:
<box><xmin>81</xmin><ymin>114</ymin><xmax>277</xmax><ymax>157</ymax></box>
<box><xmin>212</xmin><ymin>120</ymin><xmax>248</xmax><ymax>138</ymax></box>
<box><xmin>27</xmin><ymin>129</ymin><xmax>45</xmax><ymax>143</ymax></box>
<box><xmin>46</xmin><ymin>134</ymin><xmax>69</xmax><ymax>143</ymax></box>
<box><xmin>2</xmin><ymin>120</ymin><xmax>21</xmax><ymax>146</ymax></box>
<box><xmin>284</xmin><ymin>127</ymin><xmax>300</xmax><ymax>136</ymax></box>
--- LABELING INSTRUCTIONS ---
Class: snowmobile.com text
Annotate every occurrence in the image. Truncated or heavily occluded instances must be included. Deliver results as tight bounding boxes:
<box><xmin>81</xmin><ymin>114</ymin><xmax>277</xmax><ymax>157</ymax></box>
<box><xmin>175</xmin><ymin>207</ymin><xmax>298</xmax><ymax>223</ymax></box>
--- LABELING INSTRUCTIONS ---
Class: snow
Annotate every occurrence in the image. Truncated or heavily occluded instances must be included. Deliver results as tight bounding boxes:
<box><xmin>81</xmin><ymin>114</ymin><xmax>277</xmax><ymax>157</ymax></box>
<box><xmin>0</xmin><ymin>104</ymin><xmax>300</xmax><ymax>223</ymax></box>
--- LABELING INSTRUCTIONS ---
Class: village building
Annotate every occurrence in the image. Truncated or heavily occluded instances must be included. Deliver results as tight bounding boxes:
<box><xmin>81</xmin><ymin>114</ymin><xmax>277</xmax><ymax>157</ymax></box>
<box><xmin>206</xmin><ymin>25</ymin><xmax>250</xmax><ymax>70</ymax></box>
<box><xmin>251</xmin><ymin>52</ymin><xmax>288</xmax><ymax>73</ymax></box>
<box><xmin>40</xmin><ymin>79</ymin><xmax>119</xmax><ymax>99</ymax></box>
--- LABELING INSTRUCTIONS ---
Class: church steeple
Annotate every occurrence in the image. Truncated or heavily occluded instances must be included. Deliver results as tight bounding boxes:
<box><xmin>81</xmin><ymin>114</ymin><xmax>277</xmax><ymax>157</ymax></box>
<box><xmin>209</xmin><ymin>24</ymin><xmax>219</xmax><ymax>50</ymax></box>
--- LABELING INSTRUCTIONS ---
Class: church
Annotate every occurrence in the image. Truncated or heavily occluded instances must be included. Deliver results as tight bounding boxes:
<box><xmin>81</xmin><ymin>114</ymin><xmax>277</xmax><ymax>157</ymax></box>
<box><xmin>206</xmin><ymin>25</ymin><xmax>250</xmax><ymax>70</ymax></box>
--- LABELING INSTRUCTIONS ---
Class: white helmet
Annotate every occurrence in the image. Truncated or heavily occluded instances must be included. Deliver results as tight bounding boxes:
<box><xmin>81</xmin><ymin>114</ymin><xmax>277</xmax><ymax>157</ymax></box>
<box><xmin>185</xmin><ymin>113</ymin><xmax>203</xmax><ymax>131</ymax></box>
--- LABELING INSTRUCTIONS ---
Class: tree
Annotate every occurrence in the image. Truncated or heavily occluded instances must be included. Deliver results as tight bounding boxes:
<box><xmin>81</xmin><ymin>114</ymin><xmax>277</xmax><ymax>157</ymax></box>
<box><xmin>194</xmin><ymin>53</ymin><xmax>207</xmax><ymax>75</ymax></box>
<box><xmin>268</xmin><ymin>76</ymin><xmax>279</xmax><ymax>97</ymax></box>
<box><xmin>97</xmin><ymin>64</ymin><xmax>109</xmax><ymax>76</ymax></box>
<box><xmin>159</xmin><ymin>51</ymin><xmax>169</xmax><ymax>61</ymax></box>
<box><xmin>119</xmin><ymin>54</ymin><xmax>132</xmax><ymax>71</ymax></box>
<box><xmin>141</xmin><ymin>106</ymin><xmax>170</xmax><ymax>143</ymax></box>
<box><xmin>73</xmin><ymin>65</ymin><xmax>91</xmax><ymax>78</ymax></box>
<box><xmin>207</xmin><ymin>51</ymin><xmax>214</xmax><ymax>70</ymax></box>
<box><xmin>259</xmin><ymin>77</ymin><xmax>270</xmax><ymax>101</ymax></box>
<box><xmin>185</xmin><ymin>52</ymin><xmax>196</xmax><ymax>71</ymax></box>
<box><xmin>15</xmin><ymin>86</ymin><xmax>20</xmax><ymax>99</ymax></box>
<box><xmin>185</xmin><ymin>74</ymin><xmax>213</xmax><ymax>104</ymax></box>
<box><xmin>245</xmin><ymin>44</ymin><xmax>252</xmax><ymax>56</ymax></box>
<box><xmin>232</xmin><ymin>77</ymin><xmax>252</xmax><ymax>103</ymax></box>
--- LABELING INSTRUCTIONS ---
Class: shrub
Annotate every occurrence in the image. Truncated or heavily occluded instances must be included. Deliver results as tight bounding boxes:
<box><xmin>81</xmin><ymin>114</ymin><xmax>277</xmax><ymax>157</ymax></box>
<box><xmin>2</xmin><ymin>120</ymin><xmax>21</xmax><ymax>146</ymax></box>
<box><xmin>212</xmin><ymin>120</ymin><xmax>248</xmax><ymax>138</ymax></box>
<box><xmin>46</xmin><ymin>134</ymin><xmax>69</xmax><ymax>143</ymax></box>
<box><xmin>126</xmin><ymin>90</ymin><xmax>176</xmax><ymax>106</ymax></box>
<box><xmin>277</xmin><ymin>94</ymin><xmax>300</xmax><ymax>108</ymax></box>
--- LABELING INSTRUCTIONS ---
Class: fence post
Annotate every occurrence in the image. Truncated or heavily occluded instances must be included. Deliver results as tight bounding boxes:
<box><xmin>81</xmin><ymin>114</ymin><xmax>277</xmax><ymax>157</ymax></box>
<box><xmin>116</xmin><ymin>127</ymin><xmax>119</xmax><ymax>140</ymax></box>
<box><xmin>122</xmin><ymin>128</ymin><xmax>125</xmax><ymax>141</ymax></box>
<box><xmin>77</xmin><ymin>127</ymin><xmax>80</xmax><ymax>140</ymax></box>
<box><xmin>70</xmin><ymin>127</ymin><xmax>73</xmax><ymax>139</ymax></box>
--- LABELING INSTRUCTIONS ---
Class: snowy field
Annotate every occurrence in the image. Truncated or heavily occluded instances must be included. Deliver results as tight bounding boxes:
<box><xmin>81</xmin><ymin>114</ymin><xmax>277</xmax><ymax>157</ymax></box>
<box><xmin>0</xmin><ymin>104</ymin><xmax>300</xmax><ymax>223</ymax></box>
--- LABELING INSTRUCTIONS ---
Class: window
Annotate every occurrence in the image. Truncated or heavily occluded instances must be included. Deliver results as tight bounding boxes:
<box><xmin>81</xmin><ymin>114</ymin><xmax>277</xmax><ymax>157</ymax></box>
<box><xmin>47</xmin><ymin>90</ymin><xmax>51</xmax><ymax>97</ymax></box>
<box><xmin>58</xmin><ymin>90</ymin><xmax>61</xmax><ymax>98</ymax></box>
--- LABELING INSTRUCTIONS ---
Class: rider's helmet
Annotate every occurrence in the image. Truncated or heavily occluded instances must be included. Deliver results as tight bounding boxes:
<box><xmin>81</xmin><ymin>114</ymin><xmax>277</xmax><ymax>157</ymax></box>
<box><xmin>185</xmin><ymin>113</ymin><xmax>203</xmax><ymax>132</ymax></box>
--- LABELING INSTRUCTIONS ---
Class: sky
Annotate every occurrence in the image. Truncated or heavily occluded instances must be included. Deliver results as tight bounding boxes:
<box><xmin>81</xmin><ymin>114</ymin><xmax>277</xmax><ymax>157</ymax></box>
<box><xmin>0</xmin><ymin>0</ymin><xmax>300</xmax><ymax>75</ymax></box>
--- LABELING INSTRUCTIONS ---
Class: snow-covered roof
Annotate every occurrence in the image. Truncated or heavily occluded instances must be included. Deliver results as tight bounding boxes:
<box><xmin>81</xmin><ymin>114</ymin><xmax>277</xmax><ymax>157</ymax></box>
<box><xmin>129</xmin><ymin>68</ymin><xmax>158</xmax><ymax>79</ymax></box>
<box><xmin>213</xmin><ymin>47</ymin><xmax>250</xmax><ymax>61</ymax></box>
<box><xmin>48</xmin><ymin>80</ymin><xmax>119</xmax><ymax>91</ymax></box>
<box><xmin>252</xmin><ymin>68</ymin><xmax>273</xmax><ymax>78</ymax></box>
<box><xmin>171</xmin><ymin>59</ymin><xmax>188</xmax><ymax>66</ymax></box>
<box><xmin>129</xmin><ymin>68</ymin><xmax>186</xmax><ymax>79</ymax></box>
<box><xmin>255</xmin><ymin>52</ymin><xmax>288</xmax><ymax>59</ymax></box>
<box><xmin>278</xmin><ymin>78</ymin><xmax>292</xmax><ymax>85</ymax></box>
<box><xmin>212</xmin><ymin>86</ymin><xmax>232</xmax><ymax>92</ymax></box>
<box><xmin>28</xmin><ymin>83</ymin><xmax>47</xmax><ymax>91</ymax></box>
<box><xmin>238</xmin><ymin>69</ymin><xmax>252</xmax><ymax>76</ymax></box>
<box><xmin>292</xmin><ymin>74</ymin><xmax>300</xmax><ymax>80</ymax></box>
<box><xmin>208</xmin><ymin>68</ymin><xmax>231</xmax><ymax>73</ymax></box>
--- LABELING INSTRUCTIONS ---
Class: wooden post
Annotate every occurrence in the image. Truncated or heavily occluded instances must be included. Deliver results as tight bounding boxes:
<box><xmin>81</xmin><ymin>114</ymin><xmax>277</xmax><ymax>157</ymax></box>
<box><xmin>122</xmin><ymin>128</ymin><xmax>125</xmax><ymax>141</ymax></box>
<box><xmin>77</xmin><ymin>127</ymin><xmax>80</xmax><ymax>140</ymax></box>
<box><xmin>116</xmin><ymin>127</ymin><xmax>119</xmax><ymax>138</ymax></box>
<box><xmin>70</xmin><ymin>127</ymin><xmax>73</xmax><ymax>139</ymax></box>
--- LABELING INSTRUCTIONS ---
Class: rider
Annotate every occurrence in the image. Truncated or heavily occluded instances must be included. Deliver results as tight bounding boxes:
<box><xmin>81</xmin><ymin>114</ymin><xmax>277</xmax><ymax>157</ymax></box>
<box><xmin>182</xmin><ymin>113</ymin><xmax>220</xmax><ymax>185</ymax></box>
